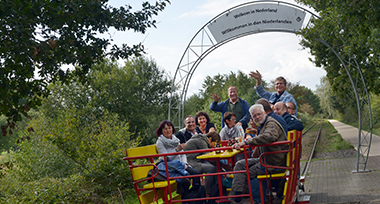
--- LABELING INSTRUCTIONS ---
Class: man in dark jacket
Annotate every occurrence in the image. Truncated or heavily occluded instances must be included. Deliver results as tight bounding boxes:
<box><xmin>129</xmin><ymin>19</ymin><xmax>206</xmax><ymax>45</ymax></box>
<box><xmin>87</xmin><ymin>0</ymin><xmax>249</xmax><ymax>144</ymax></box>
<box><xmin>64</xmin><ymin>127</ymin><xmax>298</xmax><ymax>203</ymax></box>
<box><xmin>210</xmin><ymin>86</ymin><xmax>250</xmax><ymax>130</ymax></box>
<box><xmin>274</xmin><ymin>102</ymin><xmax>304</xmax><ymax>131</ymax></box>
<box><xmin>175</xmin><ymin>115</ymin><xmax>196</xmax><ymax>144</ymax></box>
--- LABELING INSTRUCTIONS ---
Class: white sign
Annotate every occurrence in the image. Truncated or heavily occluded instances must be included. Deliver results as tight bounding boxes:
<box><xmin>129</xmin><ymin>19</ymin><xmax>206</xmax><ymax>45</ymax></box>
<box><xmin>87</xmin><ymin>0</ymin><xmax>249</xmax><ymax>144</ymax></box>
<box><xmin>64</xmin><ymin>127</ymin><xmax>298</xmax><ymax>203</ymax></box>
<box><xmin>207</xmin><ymin>3</ymin><xmax>306</xmax><ymax>43</ymax></box>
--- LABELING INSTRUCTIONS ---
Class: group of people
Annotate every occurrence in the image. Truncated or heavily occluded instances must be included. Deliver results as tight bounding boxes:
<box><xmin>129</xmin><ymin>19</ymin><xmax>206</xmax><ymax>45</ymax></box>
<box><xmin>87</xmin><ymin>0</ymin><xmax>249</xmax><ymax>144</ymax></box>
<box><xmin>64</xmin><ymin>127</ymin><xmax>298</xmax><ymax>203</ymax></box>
<box><xmin>153</xmin><ymin>71</ymin><xmax>304</xmax><ymax>203</ymax></box>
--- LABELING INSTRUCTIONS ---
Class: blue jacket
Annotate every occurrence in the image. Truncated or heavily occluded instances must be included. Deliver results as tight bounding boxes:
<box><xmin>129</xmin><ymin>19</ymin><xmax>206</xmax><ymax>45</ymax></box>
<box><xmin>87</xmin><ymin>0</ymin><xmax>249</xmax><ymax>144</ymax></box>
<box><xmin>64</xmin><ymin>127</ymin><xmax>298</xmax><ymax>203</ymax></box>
<box><xmin>156</xmin><ymin>159</ymin><xmax>188</xmax><ymax>183</ymax></box>
<box><xmin>255</xmin><ymin>84</ymin><xmax>298</xmax><ymax>116</ymax></box>
<box><xmin>282</xmin><ymin>112</ymin><xmax>304</xmax><ymax>131</ymax></box>
<box><xmin>210</xmin><ymin>97</ymin><xmax>250</xmax><ymax>129</ymax></box>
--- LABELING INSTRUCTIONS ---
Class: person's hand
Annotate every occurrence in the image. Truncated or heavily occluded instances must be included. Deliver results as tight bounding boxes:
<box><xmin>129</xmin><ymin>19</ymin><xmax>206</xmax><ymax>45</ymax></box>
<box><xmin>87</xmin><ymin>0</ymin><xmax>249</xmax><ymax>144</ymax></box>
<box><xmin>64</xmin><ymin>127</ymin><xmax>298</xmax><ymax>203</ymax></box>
<box><xmin>232</xmin><ymin>141</ymin><xmax>245</xmax><ymax>150</ymax></box>
<box><xmin>185</xmin><ymin>163</ymin><xmax>188</xmax><ymax>169</ymax></box>
<box><xmin>249</xmin><ymin>70</ymin><xmax>262</xmax><ymax>86</ymax></box>
<box><xmin>211</xmin><ymin>92</ymin><xmax>220</xmax><ymax>102</ymax></box>
<box><xmin>178</xmin><ymin>143</ymin><xmax>187</xmax><ymax>151</ymax></box>
<box><xmin>236</xmin><ymin>122</ymin><xmax>242</xmax><ymax>127</ymax></box>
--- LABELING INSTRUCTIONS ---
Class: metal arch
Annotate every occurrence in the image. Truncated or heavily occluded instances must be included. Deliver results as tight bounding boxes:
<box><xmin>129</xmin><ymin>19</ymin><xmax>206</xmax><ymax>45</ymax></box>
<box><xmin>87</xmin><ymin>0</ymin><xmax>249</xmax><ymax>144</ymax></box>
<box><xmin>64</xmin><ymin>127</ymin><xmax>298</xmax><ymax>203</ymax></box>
<box><xmin>168</xmin><ymin>1</ymin><xmax>373</xmax><ymax>172</ymax></box>
<box><xmin>316</xmin><ymin>39</ymin><xmax>372</xmax><ymax>172</ymax></box>
<box><xmin>168</xmin><ymin>0</ymin><xmax>316</xmax><ymax>128</ymax></box>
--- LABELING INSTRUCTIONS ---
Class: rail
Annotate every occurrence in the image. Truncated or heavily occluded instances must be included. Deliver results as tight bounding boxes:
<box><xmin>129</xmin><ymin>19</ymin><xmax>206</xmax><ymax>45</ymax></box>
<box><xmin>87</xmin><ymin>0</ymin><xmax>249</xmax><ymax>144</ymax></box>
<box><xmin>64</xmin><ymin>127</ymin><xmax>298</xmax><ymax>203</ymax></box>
<box><xmin>301</xmin><ymin>122</ymin><xmax>322</xmax><ymax>178</ymax></box>
<box><xmin>124</xmin><ymin>132</ymin><xmax>306</xmax><ymax>204</ymax></box>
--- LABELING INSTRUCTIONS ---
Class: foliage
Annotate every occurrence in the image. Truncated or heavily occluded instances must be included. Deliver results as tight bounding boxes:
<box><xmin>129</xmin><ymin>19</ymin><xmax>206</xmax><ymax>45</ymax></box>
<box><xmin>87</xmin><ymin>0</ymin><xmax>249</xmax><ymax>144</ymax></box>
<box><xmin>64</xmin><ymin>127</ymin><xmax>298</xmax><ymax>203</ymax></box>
<box><xmin>0</xmin><ymin>0</ymin><xmax>170</xmax><ymax>130</ymax></box>
<box><xmin>315</xmin><ymin>76</ymin><xmax>359</xmax><ymax>122</ymax></box>
<box><xmin>0</xmin><ymin>174</ymin><xmax>100</xmax><ymax>203</ymax></box>
<box><xmin>0</xmin><ymin>115</ymin><xmax>16</xmax><ymax>151</ymax></box>
<box><xmin>299</xmin><ymin>103</ymin><xmax>314</xmax><ymax>115</ymax></box>
<box><xmin>90</xmin><ymin>58</ymin><xmax>172</xmax><ymax>144</ymax></box>
<box><xmin>7</xmin><ymin>129</ymin><xmax>79</xmax><ymax>181</ymax></box>
<box><xmin>184</xmin><ymin>93</ymin><xmax>204</xmax><ymax>119</ymax></box>
<box><xmin>41</xmin><ymin>109</ymin><xmax>134</xmax><ymax>194</ymax></box>
<box><xmin>0</xmin><ymin>57</ymin><xmax>173</xmax><ymax>202</ymax></box>
<box><xmin>0</xmin><ymin>107</ymin><xmax>136</xmax><ymax>202</ymax></box>
<box><xmin>290</xmin><ymin>84</ymin><xmax>320</xmax><ymax>114</ymax></box>
<box><xmin>296</xmin><ymin>0</ymin><xmax>380</xmax><ymax>97</ymax></box>
<box><xmin>0</xmin><ymin>111</ymin><xmax>38</xmax><ymax>152</ymax></box>
<box><xmin>315</xmin><ymin>76</ymin><xmax>336</xmax><ymax>118</ymax></box>
<box><xmin>297</xmin><ymin>112</ymin><xmax>317</xmax><ymax>126</ymax></box>
<box><xmin>40</xmin><ymin>58</ymin><xmax>171</xmax><ymax>145</ymax></box>
<box><xmin>370</xmin><ymin>94</ymin><xmax>380</xmax><ymax>127</ymax></box>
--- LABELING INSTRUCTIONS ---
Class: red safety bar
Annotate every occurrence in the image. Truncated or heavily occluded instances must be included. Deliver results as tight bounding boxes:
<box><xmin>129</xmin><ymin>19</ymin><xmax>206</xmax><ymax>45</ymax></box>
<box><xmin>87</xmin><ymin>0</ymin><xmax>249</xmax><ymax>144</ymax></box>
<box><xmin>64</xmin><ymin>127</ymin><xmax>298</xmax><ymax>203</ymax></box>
<box><xmin>257</xmin><ymin>130</ymin><xmax>305</xmax><ymax>204</ymax></box>
<box><xmin>124</xmin><ymin>136</ymin><xmax>303</xmax><ymax>204</ymax></box>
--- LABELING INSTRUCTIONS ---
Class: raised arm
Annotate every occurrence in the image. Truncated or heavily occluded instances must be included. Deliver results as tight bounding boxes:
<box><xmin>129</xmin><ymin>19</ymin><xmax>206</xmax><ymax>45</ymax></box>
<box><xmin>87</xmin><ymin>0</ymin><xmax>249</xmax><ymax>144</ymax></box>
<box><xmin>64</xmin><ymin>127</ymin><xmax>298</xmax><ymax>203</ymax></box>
<box><xmin>250</xmin><ymin>70</ymin><xmax>272</xmax><ymax>99</ymax></box>
<box><xmin>210</xmin><ymin>93</ymin><xmax>225</xmax><ymax>112</ymax></box>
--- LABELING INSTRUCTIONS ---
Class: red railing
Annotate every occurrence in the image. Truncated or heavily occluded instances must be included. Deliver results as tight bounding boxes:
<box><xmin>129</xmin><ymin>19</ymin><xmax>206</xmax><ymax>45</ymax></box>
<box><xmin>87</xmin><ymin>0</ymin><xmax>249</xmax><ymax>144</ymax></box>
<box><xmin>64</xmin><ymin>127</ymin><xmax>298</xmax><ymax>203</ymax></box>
<box><xmin>124</xmin><ymin>137</ymin><xmax>300</xmax><ymax>204</ymax></box>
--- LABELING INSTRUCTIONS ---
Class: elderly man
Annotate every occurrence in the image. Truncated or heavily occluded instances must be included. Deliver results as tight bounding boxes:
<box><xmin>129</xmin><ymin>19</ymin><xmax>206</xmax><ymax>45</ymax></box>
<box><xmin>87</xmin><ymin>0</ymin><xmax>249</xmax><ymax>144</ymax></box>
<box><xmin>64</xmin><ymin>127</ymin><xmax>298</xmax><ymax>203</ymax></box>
<box><xmin>210</xmin><ymin>86</ymin><xmax>250</xmax><ymax>130</ymax></box>
<box><xmin>175</xmin><ymin>115</ymin><xmax>196</xmax><ymax>144</ymax></box>
<box><xmin>230</xmin><ymin>104</ymin><xmax>287</xmax><ymax>203</ymax></box>
<box><xmin>256</xmin><ymin>98</ymin><xmax>288</xmax><ymax>134</ymax></box>
<box><xmin>249</xmin><ymin>70</ymin><xmax>297</xmax><ymax>115</ymax></box>
<box><xmin>286</xmin><ymin>101</ymin><xmax>297</xmax><ymax>116</ymax></box>
<box><xmin>274</xmin><ymin>102</ymin><xmax>304</xmax><ymax>131</ymax></box>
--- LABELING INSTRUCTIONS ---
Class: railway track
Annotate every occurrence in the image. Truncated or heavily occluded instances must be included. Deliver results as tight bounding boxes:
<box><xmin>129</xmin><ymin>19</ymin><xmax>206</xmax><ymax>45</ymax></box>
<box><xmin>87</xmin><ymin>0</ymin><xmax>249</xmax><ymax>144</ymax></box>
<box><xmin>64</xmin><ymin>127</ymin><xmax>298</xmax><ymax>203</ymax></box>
<box><xmin>301</xmin><ymin>122</ymin><xmax>322</xmax><ymax>179</ymax></box>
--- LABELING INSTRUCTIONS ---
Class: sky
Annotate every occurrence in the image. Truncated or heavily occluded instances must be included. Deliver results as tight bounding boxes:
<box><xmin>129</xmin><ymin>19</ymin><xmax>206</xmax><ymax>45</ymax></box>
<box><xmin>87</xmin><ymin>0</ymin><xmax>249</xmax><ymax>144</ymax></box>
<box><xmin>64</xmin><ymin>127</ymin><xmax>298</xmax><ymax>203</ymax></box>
<box><xmin>107</xmin><ymin>0</ymin><xmax>327</xmax><ymax>96</ymax></box>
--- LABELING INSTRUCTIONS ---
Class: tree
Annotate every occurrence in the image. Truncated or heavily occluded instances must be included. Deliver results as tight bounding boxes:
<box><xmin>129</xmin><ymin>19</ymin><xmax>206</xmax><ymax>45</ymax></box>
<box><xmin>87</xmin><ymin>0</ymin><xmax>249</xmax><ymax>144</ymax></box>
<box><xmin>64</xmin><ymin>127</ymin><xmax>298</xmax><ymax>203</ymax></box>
<box><xmin>296</xmin><ymin>0</ymin><xmax>380</xmax><ymax>97</ymax></box>
<box><xmin>41</xmin><ymin>58</ymin><xmax>172</xmax><ymax>145</ymax></box>
<box><xmin>299</xmin><ymin>103</ymin><xmax>314</xmax><ymax>115</ymax></box>
<box><xmin>0</xmin><ymin>0</ymin><xmax>170</xmax><ymax>132</ymax></box>
<box><xmin>288</xmin><ymin>84</ymin><xmax>321</xmax><ymax>114</ymax></box>
<box><xmin>92</xmin><ymin>58</ymin><xmax>172</xmax><ymax>144</ymax></box>
<box><xmin>315</xmin><ymin>76</ymin><xmax>336</xmax><ymax>118</ymax></box>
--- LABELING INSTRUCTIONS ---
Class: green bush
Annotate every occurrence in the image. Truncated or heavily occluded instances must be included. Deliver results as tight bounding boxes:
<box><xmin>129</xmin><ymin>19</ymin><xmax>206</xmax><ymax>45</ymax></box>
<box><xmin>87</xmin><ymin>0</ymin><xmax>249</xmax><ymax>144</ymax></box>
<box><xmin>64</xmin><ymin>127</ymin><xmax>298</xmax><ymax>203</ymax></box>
<box><xmin>0</xmin><ymin>109</ymin><xmax>138</xmax><ymax>203</ymax></box>
<box><xmin>35</xmin><ymin>109</ymin><xmax>136</xmax><ymax>195</ymax></box>
<box><xmin>298</xmin><ymin>112</ymin><xmax>317</xmax><ymax>127</ymax></box>
<box><xmin>0</xmin><ymin>174</ymin><xmax>99</xmax><ymax>203</ymax></box>
<box><xmin>8</xmin><ymin>130</ymin><xmax>79</xmax><ymax>181</ymax></box>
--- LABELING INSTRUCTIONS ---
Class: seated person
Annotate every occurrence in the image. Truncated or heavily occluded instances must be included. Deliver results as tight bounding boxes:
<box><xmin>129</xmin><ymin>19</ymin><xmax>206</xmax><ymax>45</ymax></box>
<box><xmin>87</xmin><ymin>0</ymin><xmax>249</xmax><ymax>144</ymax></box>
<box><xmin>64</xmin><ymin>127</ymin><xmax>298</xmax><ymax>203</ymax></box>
<box><xmin>274</xmin><ymin>102</ymin><xmax>304</xmax><ymax>131</ymax></box>
<box><xmin>256</xmin><ymin>98</ymin><xmax>288</xmax><ymax>134</ymax></box>
<box><xmin>155</xmin><ymin>120</ymin><xmax>201</xmax><ymax>198</ymax></box>
<box><xmin>231</xmin><ymin>104</ymin><xmax>287</xmax><ymax>203</ymax></box>
<box><xmin>185</xmin><ymin>132</ymin><xmax>221</xmax><ymax>197</ymax></box>
<box><xmin>195</xmin><ymin>111</ymin><xmax>216</xmax><ymax>134</ymax></box>
<box><xmin>176</xmin><ymin>115</ymin><xmax>196</xmax><ymax>143</ymax></box>
<box><xmin>286</xmin><ymin>101</ymin><xmax>297</xmax><ymax>116</ymax></box>
<box><xmin>220</xmin><ymin>112</ymin><xmax>245</xmax><ymax>142</ymax></box>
